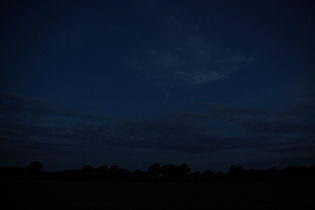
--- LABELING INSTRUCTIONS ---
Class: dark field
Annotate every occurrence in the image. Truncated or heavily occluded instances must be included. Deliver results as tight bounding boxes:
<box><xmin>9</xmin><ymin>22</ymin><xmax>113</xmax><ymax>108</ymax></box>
<box><xmin>1</xmin><ymin>180</ymin><xmax>314</xmax><ymax>209</ymax></box>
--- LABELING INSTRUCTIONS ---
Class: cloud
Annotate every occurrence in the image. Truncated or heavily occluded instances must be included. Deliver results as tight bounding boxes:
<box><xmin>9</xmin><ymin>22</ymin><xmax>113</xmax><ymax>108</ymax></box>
<box><xmin>126</xmin><ymin>5</ymin><xmax>252</xmax><ymax>88</ymax></box>
<box><xmin>1</xmin><ymin>93</ymin><xmax>314</xmax><ymax>162</ymax></box>
<box><xmin>174</xmin><ymin>69</ymin><xmax>230</xmax><ymax>85</ymax></box>
<box><xmin>130</xmin><ymin>42</ymin><xmax>250</xmax><ymax>87</ymax></box>
<box><xmin>244</xmin><ymin>120</ymin><xmax>315</xmax><ymax>134</ymax></box>
<box><xmin>0</xmin><ymin>93</ymin><xmax>110</xmax><ymax>120</ymax></box>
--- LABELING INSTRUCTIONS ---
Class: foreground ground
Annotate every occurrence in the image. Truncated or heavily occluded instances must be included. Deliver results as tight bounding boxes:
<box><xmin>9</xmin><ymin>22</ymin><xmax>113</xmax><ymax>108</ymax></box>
<box><xmin>0</xmin><ymin>180</ymin><xmax>314</xmax><ymax>209</ymax></box>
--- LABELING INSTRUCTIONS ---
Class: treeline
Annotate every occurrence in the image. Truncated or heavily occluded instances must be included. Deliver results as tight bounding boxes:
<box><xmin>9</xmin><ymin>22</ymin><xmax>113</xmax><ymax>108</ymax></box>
<box><xmin>1</xmin><ymin>162</ymin><xmax>315</xmax><ymax>182</ymax></box>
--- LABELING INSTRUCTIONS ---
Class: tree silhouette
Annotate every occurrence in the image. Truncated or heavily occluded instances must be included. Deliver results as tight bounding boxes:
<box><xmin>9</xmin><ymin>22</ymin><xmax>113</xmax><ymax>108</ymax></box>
<box><xmin>109</xmin><ymin>165</ymin><xmax>119</xmax><ymax>171</ymax></box>
<box><xmin>26</xmin><ymin>161</ymin><xmax>43</xmax><ymax>173</ymax></box>
<box><xmin>203</xmin><ymin>169</ymin><xmax>214</xmax><ymax>181</ymax></box>
<box><xmin>97</xmin><ymin>165</ymin><xmax>108</xmax><ymax>171</ymax></box>
<box><xmin>161</xmin><ymin>164</ymin><xmax>177</xmax><ymax>180</ymax></box>
<box><xmin>148</xmin><ymin>163</ymin><xmax>162</xmax><ymax>179</ymax></box>
<box><xmin>82</xmin><ymin>165</ymin><xmax>94</xmax><ymax>171</ymax></box>
<box><xmin>177</xmin><ymin>164</ymin><xmax>191</xmax><ymax>180</ymax></box>
<box><xmin>160</xmin><ymin>164</ymin><xmax>191</xmax><ymax>181</ymax></box>
<box><xmin>190</xmin><ymin>171</ymin><xmax>202</xmax><ymax>181</ymax></box>
<box><xmin>2</xmin><ymin>161</ymin><xmax>315</xmax><ymax>182</ymax></box>
<box><xmin>228</xmin><ymin>165</ymin><xmax>245</xmax><ymax>181</ymax></box>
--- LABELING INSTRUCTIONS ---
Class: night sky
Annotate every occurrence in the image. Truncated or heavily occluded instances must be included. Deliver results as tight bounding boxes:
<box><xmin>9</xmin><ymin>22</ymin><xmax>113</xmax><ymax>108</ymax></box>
<box><xmin>1</xmin><ymin>0</ymin><xmax>315</xmax><ymax>173</ymax></box>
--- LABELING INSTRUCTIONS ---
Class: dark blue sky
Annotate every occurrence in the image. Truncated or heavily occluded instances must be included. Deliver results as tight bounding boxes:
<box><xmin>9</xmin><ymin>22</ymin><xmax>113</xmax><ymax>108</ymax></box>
<box><xmin>1</xmin><ymin>0</ymin><xmax>315</xmax><ymax>172</ymax></box>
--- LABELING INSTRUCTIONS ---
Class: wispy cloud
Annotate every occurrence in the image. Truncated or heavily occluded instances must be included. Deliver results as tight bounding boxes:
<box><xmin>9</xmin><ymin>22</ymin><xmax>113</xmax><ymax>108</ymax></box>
<box><xmin>127</xmin><ymin>6</ymin><xmax>252</xmax><ymax>87</ymax></box>
<box><xmin>130</xmin><ymin>41</ymin><xmax>250</xmax><ymax>87</ymax></box>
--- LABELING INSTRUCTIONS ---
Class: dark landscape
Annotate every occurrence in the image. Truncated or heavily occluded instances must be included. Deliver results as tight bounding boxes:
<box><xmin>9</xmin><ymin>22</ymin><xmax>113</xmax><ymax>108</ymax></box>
<box><xmin>1</xmin><ymin>1</ymin><xmax>315</xmax><ymax>209</ymax></box>
<box><xmin>1</xmin><ymin>162</ymin><xmax>315</xmax><ymax>209</ymax></box>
